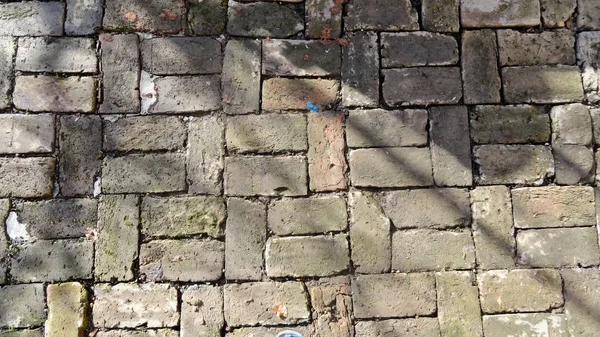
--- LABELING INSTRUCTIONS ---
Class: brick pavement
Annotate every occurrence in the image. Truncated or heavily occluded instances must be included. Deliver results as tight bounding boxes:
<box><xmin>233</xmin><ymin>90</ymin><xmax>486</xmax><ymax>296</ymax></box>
<box><xmin>0</xmin><ymin>0</ymin><xmax>600</xmax><ymax>336</ymax></box>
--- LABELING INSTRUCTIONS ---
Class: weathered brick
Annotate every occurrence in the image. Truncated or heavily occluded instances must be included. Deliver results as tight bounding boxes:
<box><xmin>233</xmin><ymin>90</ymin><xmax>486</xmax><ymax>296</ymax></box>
<box><xmin>345</xmin><ymin>0</ymin><xmax>418</xmax><ymax>31</ymax></box>
<box><xmin>14</xmin><ymin>76</ymin><xmax>95</xmax><ymax>112</ymax></box>
<box><xmin>502</xmin><ymin>66</ymin><xmax>584</xmax><ymax>103</ymax></box>
<box><xmin>226</xmin><ymin>198</ymin><xmax>266</xmax><ymax>281</ymax></box>
<box><xmin>0</xmin><ymin>284</ymin><xmax>45</xmax><ymax>328</ymax></box>
<box><xmin>478</xmin><ymin>269</ymin><xmax>563</xmax><ymax>314</ymax></box>
<box><xmin>266</xmin><ymin>235</ymin><xmax>349</xmax><ymax>277</ymax></box>
<box><xmin>498</xmin><ymin>29</ymin><xmax>576</xmax><ymax>66</ymax></box>
<box><xmin>181</xmin><ymin>285</ymin><xmax>224</xmax><ymax>337</ymax></box>
<box><xmin>104</xmin><ymin>116</ymin><xmax>186</xmax><ymax>152</ymax></box>
<box><xmin>102</xmin><ymin>154</ymin><xmax>186</xmax><ymax>194</ymax></box>
<box><xmin>540</xmin><ymin>0</ymin><xmax>576</xmax><ymax>28</ymax></box>
<box><xmin>11</xmin><ymin>240</ymin><xmax>93</xmax><ymax>282</ymax></box>
<box><xmin>46</xmin><ymin>283</ymin><xmax>88</xmax><ymax>337</ymax></box>
<box><xmin>346</xmin><ymin>109</ymin><xmax>427</xmax><ymax>147</ymax></box>
<box><xmin>224</xmin><ymin>282</ymin><xmax>310</xmax><ymax>327</ymax></box>
<box><xmin>96</xmin><ymin>195</ymin><xmax>139</xmax><ymax>282</ymax></box>
<box><xmin>381</xmin><ymin>32</ymin><xmax>458</xmax><ymax>67</ymax></box>
<box><xmin>0</xmin><ymin>2</ymin><xmax>64</xmax><ymax>36</ymax></box>
<box><xmin>16</xmin><ymin>199</ymin><xmax>97</xmax><ymax>239</ymax></box>
<box><xmin>592</xmin><ymin>109</ymin><xmax>600</xmax><ymax>146</ymax></box>
<box><xmin>141</xmin><ymin>196</ymin><xmax>225</xmax><ymax>239</ymax></box>
<box><xmin>359</xmin><ymin>320</ymin><xmax>441</xmax><ymax>337</ymax></box>
<box><xmin>0</xmin><ymin>330</ymin><xmax>43</xmax><ymax>337</ymax></box>
<box><xmin>0</xmin><ymin>200</ymin><xmax>8</xmax><ymax>284</ymax></box>
<box><xmin>307</xmin><ymin>277</ymin><xmax>353</xmax><ymax>337</ymax></box>
<box><xmin>222</xmin><ymin>39</ymin><xmax>261</xmax><ymax>115</ymax></box>
<box><xmin>306</xmin><ymin>0</ymin><xmax>342</xmax><ymax>39</ymax></box>
<box><xmin>103</xmin><ymin>0</ymin><xmax>184</xmax><ymax>33</ymax></box>
<box><xmin>93</xmin><ymin>283</ymin><xmax>178</xmax><ymax>328</ymax></box>
<box><xmin>263</xmin><ymin>40</ymin><xmax>340</xmax><ymax>76</ymax></box>
<box><xmin>188</xmin><ymin>116</ymin><xmax>224</xmax><ymax>195</ymax></box>
<box><xmin>392</xmin><ymin>229</ymin><xmax>476</xmax><ymax>272</ymax></box>
<box><xmin>578</xmin><ymin>32</ymin><xmax>600</xmax><ymax>104</ymax></box>
<box><xmin>16</xmin><ymin>37</ymin><xmax>97</xmax><ymax>73</ymax></box>
<box><xmin>225</xmin><ymin>156</ymin><xmax>307</xmax><ymax>196</ymax></box>
<box><xmin>470</xmin><ymin>105</ymin><xmax>550</xmax><ymax>144</ymax></box>
<box><xmin>461</xmin><ymin>0</ymin><xmax>540</xmax><ymax>27</ymax></box>
<box><xmin>551</xmin><ymin>103</ymin><xmax>593</xmax><ymax>146</ymax></box>
<box><xmin>436</xmin><ymin>271</ymin><xmax>483</xmax><ymax>337</ymax></box>
<box><xmin>383</xmin><ymin>67</ymin><xmax>462</xmax><ymax>106</ymax></box>
<box><xmin>188</xmin><ymin>0</ymin><xmax>227</xmax><ymax>35</ymax></box>
<box><xmin>577</xmin><ymin>0</ymin><xmax>600</xmax><ymax>29</ymax></box>
<box><xmin>352</xmin><ymin>273</ymin><xmax>436</xmax><ymax>319</ymax></box>
<box><xmin>269</xmin><ymin>196</ymin><xmax>347</xmax><ymax>235</ymax></box>
<box><xmin>430</xmin><ymin>106</ymin><xmax>472</xmax><ymax>186</ymax></box>
<box><xmin>483</xmin><ymin>313</ymin><xmax>569</xmax><ymax>337</ymax></box>
<box><xmin>0</xmin><ymin>37</ymin><xmax>14</xmax><ymax>110</ymax></box>
<box><xmin>0</xmin><ymin>158</ymin><xmax>55</xmax><ymax>198</ymax></box>
<box><xmin>308</xmin><ymin>113</ymin><xmax>347</xmax><ymax>192</ymax></box>
<box><xmin>561</xmin><ymin>268</ymin><xmax>600</xmax><ymax>337</ymax></box>
<box><xmin>262</xmin><ymin>78</ymin><xmax>338</xmax><ymax>111</ymax></box>
<box><xmin>342</xmin><ymin>32</ymin><xmax>379</xmax><ymax>107</ymax></box>
<box><xmin>0</xmin><ymin>114</ymin><xmax>54</xmax><ymax>154</ymax></box>
<box><xmin>422</xmin><ymin>0</ymin><xmax>459</xmax><ymax>32</ymax></box>
<box><xmin>553</xmin><ymin>145</ymin><xmax>595</xmax><ymax>184</ymax></box>
<box><xmin>474</xmin><ymin>145</ymin><xmax>554</xmax><ymax>185</ymax></box>
<box><xmin>349</xmin><ymin>192</ymin><xmax>391</xmax><ymax>274</ymax></box>
<box><xmin>227</xmin><ymin>327</ymin><xmax>313</xmax><ymax>337</ymax></box>
<box><xmin>227</xmin><ymin>114</ymin><xmax>307</xmax><ymax>153</ymax></box>
<box><xmin>99</xmin><ymin>34</ymin><xmax>140</xmax><ymax>114</ymax></box>
<box><xmin>97</xmin><ymin>330</ymin><xmax>177</xmax><ymax>337</ymax></box>
<box><xmin>150</xmin><ymin>75</ymin><xmax>221</xmax><ymax>113</ymax></box>
<box><xmin>462</xmin><ymin>30</ymin><xmax>501</xmax><ymax>104</ymax></box>
<box><xmin>517</xmin><ymin>227</ymin><xmax>600</xmax><ymax>267</ymax></box>
<box><xmin>59</xmin><ymin>115</ymin><xmax>102</xmax><ymax>196</ymax></box>
<box><xmin>65</xmin><ymin>0</ymin><xmax>103</xmax><ymax>35</ymax></box>
<box><xmin>141</xmin><ymin>37</ymin><xmax>222</xmax><ymax>75</ymax></box>
<box><xmin>227</xmin><ymin>2</ymin><xmax>303</xmax><ymax>38</ymax></box>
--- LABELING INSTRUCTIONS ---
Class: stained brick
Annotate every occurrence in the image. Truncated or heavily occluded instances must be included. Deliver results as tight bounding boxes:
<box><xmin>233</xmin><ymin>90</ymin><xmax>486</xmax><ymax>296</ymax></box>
<box><xmin>225</xmin><ymin>156</ymin><xmax>307</xmax><ymax>196</ymax></box>
<box><xmin>141</xmin><ymin>37</ymin><xmax>222</xmax><ymax>75</ymax></box>
<box><xmin>342</xmin><ymin>32</ymin><xmax>379</xmax><ymax>107</ymax></box>
<box><xmin>383</xmin><ymin>67</ymin><xmax>462</xmax><ymax>106</ymax></box>
<box><xmin>381</xmin><ymin>32</ymin><xmax>458</xmax><ymax>67</ymax></box>
<box><xmin>16</xmin><ymin>37</ymin><xmax>97</xmax><ymax>73</ymax></box>
<box><xmin>0</xmin><ymin>114</ymin><xmax>54</xmax><ymax>154</ymax></box>
<box><xmin>0</xmin><ymin>158</ymin><xmax>55</xmax><ymax>198</ymax></box>
<box><xmin>0</xmin><ymin>2</ymin><xmax>64</xmax><ymax>36</ymax></box>
<box><xmin>14</xmin><ymin>76</ymin><xmax>95</xmax><ymax>113</ymax></box>
<box><xmin>262</xmin><ymin>78</ymin><xmax>339</xmax><ymax>111</ymax></box>
<box><xmin>346</xmin><ymin>109</ymin><xmax>427</xmax><ymax>148</ymax></box>
<box><xmin>187</xmin><ymin>116</ymin><xmax>224</xmax><ymax>195</ymax></box>
<box><xmin>99</xmin><ymin>34</ymin><xmax>140</xmax><ymax>114</ymax></box>
<box><xmin>308</xmin><ymin>113</ymin><xmax>347</xmax><ymax>192</ymax></box>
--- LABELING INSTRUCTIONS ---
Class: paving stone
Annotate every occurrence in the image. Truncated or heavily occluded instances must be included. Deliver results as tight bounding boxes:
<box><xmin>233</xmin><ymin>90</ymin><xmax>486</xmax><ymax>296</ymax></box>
<box><xmin>65</xmin><ymin>0</ymin><xmax>103</xmax><ymax>35</ymax></box>
<box><xmin>306</xmin><ymin>0</ymin><xmax>342</xmax><ymax>39</ymax></box>
<box><xmin>0</xmin><ymin>200</ymin><xmax>8</xmax><ymax>284</ymax></box>
<box><xmin>478</xmin><ymin>269</ymin><xmax>563</xmax><ymax>314</ymax></box>
<box><xmin>227</xmin><ymin>114</ymin><xmax>307</xmax><ymax>153</ymax></box>
<box><xmin>0</xmin><ymin>37</ymin><xmax>14</xmax><ymax>110</ymax></box>
<box><xmin>346</xmin><ymin>109</ymin><xmax>427</xmax><ymax>147</ymax></box>
<box><xmin>97</xmin><ymin>330</ymin><xmax>177</xmax><ymax>337</ymax></box>
<box><xmin>422</xmin><ymin>0</ymin><xmax>459</xmax><ymax>32</ymax></box>
<box><xmin>262</xmin><ymin>78</ymin><xmax>339</xmax><ymax>111</ymax></box>
<box><xmin>341</xmin><ymin>31</ymin><xmax>379</xmax><ymax>107</ymax></box>
<box><xmin>269</xmin><ymin>196</ymin><xmax>347</xmax><ymax>235</ymax></box>
<box><xmin>141</xmin><ymin>37</ymin><xmax>222</xmax><ymax>75</ymax></box>
<box><xmin>462</xmin><ymin>30</ymin><xmax>501</xmax><ymax>104</ymax></box>
<box><xmin>103</xmin><ymin>154</ymin><xmax>186</xmax><ymax>194</ymax></box>
<box><xmin>11</xmin><ymin>240</ymin><xmax>93</xmax><ymax>282</ymax></box>
<box><xmin>436</xmin><ymin>271</ymin><xmax>483</xmax><ymax>337</ymax></box>
<box><xmin>266</xmin><ymin>235</ymin><xmax>350</xmax><ymax>277</ymax></box>
<box><xmin>383</xmin><ymin>67</ymin><xmax>462</xmax><ymax>106</ymax></box>
<box><xmin>307</xmin><ymin>277</ymin><xmax>353</xmax><ymax>337</ymax></box>
<box><xmin>104</xmin><ymin>116</ymin><xmax>186</xmax><ymax>152</ymax></box>
<box><xmin>561</xmin><ymin>268</ymin><xmax>600</xmax><ymax>337</ymax></box>
<box><xmin>352</xmin><ymin>273</ymin><xmax>436</xmax><ymax>319</ymax></box>
<box><xmin>502</xmin><ymin>66</ymin><xmax>584</xmax><ymax>103</ymax></box>
<box><xmin>349</xmin><ymin>147</ymin><xmax>433</xmax><ymax>188</ymax></box>
<box><xmin>93</xmin><ymin>283</ymin><xmax>178</xmax><ymax>328</ymax></box>
<box><xmin>498</xmin><ymin>29</ymin><xmax>576</xmax><ymax>66</ymax></box>
<box><xmin>0</xmin><ymin>330</ymin><xmax>43</xmax><ymax>337</ymax></box>
<box><xmin>381</xmin><ymin>32</ymin><xmax>458</xmax><ymax>67</ymax></box>
<box><xmin>551</xmin><ymin>103</ymin><xmax>593</xmax><ymax>146</ymax></box>
<box><xmin>470</xmin><ymin>105</ymin><xmax>551</xmax><ymax>144</ymax></box>
<box><xmin>99</xmin><ymin>34</ymin><xmax>140</xmax><ymax>114</ymax></box>
<box><xmin>430</xmin><ymin>106</ymin><xmax>472</xmax><ymax>186</ymax></box>
<box><xmin>188</xmin><ymin>0</ymin><xmax>227</xmax><ymax>35</ymax></box>
<box><xmin>227</xmin><ymin>1</ymin><xmax>304</xmax><ymax>38</ymax></box>
<box><xmin>263</xmin><ymin>40</ymin><xmax>340</xmax><ymax>77</ymax></box>
<box><xmin>471</xmin><ymin>186</ymin><xmax>516</xmax><ymax>270</ymax></box>
<box><xmin>345</xmin><ymin>0</ymin><xmax>418</xmax><ymax>31</ymax></box>
<box><xmin>225</xmin><ymin>198</ymin><xmax>266</xmax><ymax>281</ymax></box>
<box><xmin>577</xmin><ymin>0</ymin><xmax>600</xmax><ymax>30</ymax></box>
<box><xmin>46</xmin><ymin>282</ymin><xmax>88</xmax><ymax>337</ymax></box>
<box><xmin>517</xmin><ymin>227</ymin><xmax>600</xmax><ymax>267</ymax></box>
<box><xmin>103</xmin><ymin>0</ymin><xmax>184</xmax><ymax>33</ymax></box>
<box><xmin>0</xmin><ymin>2</ymin><xmax>64</xmax><ymax>36</ymax></box>
<box><xmin>222</xmin><ymin>39</ymin><xmax>261</xmax><ymax>115</ymax></box>
<box><xmin>150</xmin><ymin>75</ymin><xmax>221</xmax><ymax>113</ymax></box>
<box><xmin>308</xmin><ymin>113</ymin><xmax>347</xmax><ymax>192</ymax></box>
<box><xmin>224</xmin><ymin>156</ymin><xmax>307</xmax><ymax>196</ymax></box>
<box><xmin>224</xmin><ymin>282</ymin><xmax>310</xmax><ymax>327</ymax></box>
<box><xmin>483</xmin><ymin>313</ymin><xmax>569</xmax><ymax>337</ymax></box>
<box><xmin>553</xmin><ymin>145</ymin><xmax>595</xmax><ymax>184</ymax></box>
<box><xmin>0</xmin><ymin>158</ymin><xmax>55</xmax><ymax>198</ymax></box>
<box><xmin>540</xmin><ymin>0</ymin><xmax>576</xmax><ymax>27</ymax></box>
<box><xmin>0</xmin><ymin>114</ymin><xmax>54</xmax><ymax>154</ymax></box>
<box><xmin>355</xmin><ymin>319</ymin><xmax>441</xmax><ymax>337</ymax></box>
<box><xmin>0</xmin><ymin>284</ymin><xmax>45</xmax><ymax>328</ymax></box>
<box><xmin>59</xmin><ymin>115</ymin><xmax>102</xmax><ymax>196</ymax></box>
<box><xmin>392</xmin><ymin>229</ymin><xmax>476</xmax><ymax>272</ymax></box>
<box><xmin>349</xmin><ymin>192</ymin><xmax>391</xmax><ymax>274</ymax></box>
<box><xmin>227</xmin><ymin>327</ymin><xmax>313</xmax><ymax>337</ymax></box>
<box><xmin>141</xmin><ymin>196</ymin><xmax>225</xmax><ymax>239</ymax></box>
<box><xmin>140</xmin><ymin>239</ymin><xmax>224</xmax><ymax>282</ymax></box>
<box><xmin>181</xmin><ymin>285</ymin><xmax>224</xmax><ymax>337</ymax></box>
<box><xmin>13</xmin><ymin>76</ymin><xmax>95</xmax><ymax>112</ymax></box>
<box><xmin>96</xmin><ymin>195</ymin><xmax>139</xmax><ymax>282</ymax></box>
<box><xmin>16</xmin><ymin>37</ymin><xmax>97</xmax><ymax>73</ymax></box>
<box><xmin>461</xmin><ymin>0</ymin><xmax>541</xmax><ymax>27</ymax></box>
<box><xmin>188</xmin><ymin>116</ymin><xmax>224</xmax><ymax>195</ymax></box>
<box><xmin>473</xmin><ymin>145</ymin><xmax>554</xmax><ymax>185</ymax></box>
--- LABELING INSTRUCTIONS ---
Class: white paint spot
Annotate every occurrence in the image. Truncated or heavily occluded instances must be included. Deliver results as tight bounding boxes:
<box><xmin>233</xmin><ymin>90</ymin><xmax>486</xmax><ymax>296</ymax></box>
<box><xmin>6</xmin><ymin>211</ymin><xmax>31</xmax><ymax>242</ymax></box>
<box><xmin>103</xmin><ymin>114</ymin><xmax>121</xmax><ymax>123</ymax></box>
<box><xmin>140</xmin><ymin>70</ymin><xmax>158</xmax><ymax>114</ymax></box>
<box><xmin>93</xmin><ymin>177</ymin><xmax>102</xmax><ymax>197</ymax></box>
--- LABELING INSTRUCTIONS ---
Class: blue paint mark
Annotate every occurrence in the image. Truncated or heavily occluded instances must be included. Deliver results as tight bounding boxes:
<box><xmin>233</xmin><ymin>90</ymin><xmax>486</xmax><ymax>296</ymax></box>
<box><xmin>306</xmin><ymin>101</ymin><xmax>319</xmax><ymax>113</ymax></box>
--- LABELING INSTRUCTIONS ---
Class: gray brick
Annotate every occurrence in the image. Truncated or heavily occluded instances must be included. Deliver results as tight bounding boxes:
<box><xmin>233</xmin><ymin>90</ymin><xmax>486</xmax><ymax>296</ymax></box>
<box><xmin>552</xmin><ymin>145</ymin><xmax>594</xmax><ymax>184</ymax></box>
<box><xmin>306</xmin><ymin>0</ymin><xmax>342</xmax><ymax>39</ymax></box>
<box><xmin>0</xmin><ymin>114</ymin><xmax>54</xmax><ymax>154</ymax></box>
<box><xmin>103</xmin><ymin>0</ymin><xmax>184</xmax><ymax>33</ymax></box>
<box><xmin>59</xmin><ymin>115</ymin><xmax>102</xmax><ymax>196</ymax></box>
<box><xmin>498</xmin><ymin>29</ymin><xmax>576</xmax><ymax>66</ymax></box>
<box><xmin>16</xmin><ymin>37</ymin><xmax>97</xmax><ymax>73</ymax></box>
<box><xmin>96</xmin><ymin>195</ymin><xmax>139</xmax><ymax>282</ymax></box>
<box><xmin>308</xmin><ymin>113</ymin><xmax>347</xmax><ymax>192</ymax></box>
<box><xmin>436</xmin><ymin>271</ymin><xmax>483</xmax><ymax>337</ymax></box>
<box><xmin>11</xmin><ymin>240</ymin><xmax>93</xmax><ymax>283</ymax></box>
<box><xmin>222</xmin><ymin>39</ymin><xmax>260</xmax><ymax>115</ymax></box>
<box><xmin>578</xmin><ymin>32</ymin><xmax>600</xmax><ymax>104</ymax></box>
<box><xmin>0</xmin><ymin>158</ymin><xmax>55</xmax><ymax>198</ymax></box>
<box><xmin>345</xmin><ymin>0</ymin><xmax>418</xmax><ymax>31</ymax></box>
<box><xmin>262</xmin><ymin>78</ymin><xmax>339</xmax><ymax>111</ymax></box>
<box><xmin>0</xmin><ymin>2</ymin><xmax>64</xmax><ymax>36</ymax></box>
<box><xmin>0</xmin><ymin>200</ymin><xmax>8</xmax><ymax>284</ymax></box>
<box><xmin>103</xmin><ymin>154</ymin><xmax>186</xmax><ymax>194</ymax></box>
<box><xmin>46</xmin><ymin>282</ymin><xmax>88</xmax><ymax>337</ymax></box>
<box><xmin>266</xmin><ymin>235</ymin><xmax>349</xmax><ymax>277</ymax></box>
<box><xmin>65</xmin><ymin>0</ymin><xmax>103</xmax><ymax>35</ymax></box>
<box><xmin>383</xmin><ymin>67</ymin><xmax>462</xmax><ymax>106</ymax></box>
<box><xmin>577</xmin><ymin>0</ymin><xmax>600</xmax><ymax>30</ymax></box>
<box><xmin>99</xmin><ymin>34</ymin><xmax>140</xmax><ymax>114</ymax></box>
<box><xmin>346</xmin><ymin>109</ymin><xmax>427</xmax><ymax>148</ymax></box>
<box><xmin>141</xmin><ymin>37</ymin><xmax>222</xmax><ymax>75</ymax></box>
<box><xmin>0</xmin><ymin>330</ymin><xmax>43</xmax><ymax>337</ymax></box>
<box><xmin>592</xmin><ymin>108</ymin><xmax>600</xmax><ymax>146</ymax></box>
<box><xmin>561</xmin><ymin>268</ymin><xmax>600</xmax><ymax>337</ymax></box>
<box><xmin>0</xmin><ymin>37</ymin><xmax>15</xmax><ymax>110</ymax></box>
<box><xmin>462</xmin><ymin>30</ymin><xmax>501</xmax><ymax>104</ymax></box>
<box><xmin>187</xmin><ymin>116</ymin><xmax>224</xmax><ymax>195</ymax></box>
<box><xmin>551</xmin><ymin>103</ymin><xmax>593</xmax><ymax>146</ymax></box>
<box><xmin>422</xmin><ymin>0</ymin><xmax>459</xmax><ymax>32</ymax></box>
<box><xmin>104</xmin><ymin>116</ymin><xmax>186</xmax><ymax>152</ymax></box>
<box><xmin>461</xmin><ymin>0</ymin><xmax>540</xmax><ymax>27</ymax></box>
<box><xmin>225</xmin><ymin>156</ymin><xmax>307</xmax><ymax>196</ymax></box>
<box><xmin>306</xmin><ymin>276</ymin><xmax>352</xmax><ymax>337</ymax></box>
<box><xmin>352</xmin><ymin>273</ymin><xmax>436</xmax><ymax>319</ymax></box>
<box><xmin>227</xmin><ymin>1</ymin><xmax>303</xmax><ymax>38</ymax></box>
<box><xmin>263</xmin><ymin>39</ymin><xmax>340</xmax><ymax>76</ymax></box>
<box><xmin>474</xmin><ymin>145</ymin><xmax>554</xmax><ymax>185</ymax></box>
<box><xmin>381</xmin><ymin>32</ymin><xmax>458</xmax><ymax>67</ymax></box>
<box><xmin>226</xmin><ymin>114</ymin><xmax>307</xmax><ymax>153</ymax></box>
<box><xmin>225</xmin><ymin>198</ymin><xmax>266</xmax><ymax>281</ymax></box>
<box><xmin>342</xmin><ymin>31</ymin><xmax>379</xmax><ymax>107</ymax></box>
<box><xmin>502</xmin><ymin>66</ymin><xmax>584</xmax><ymax>103</ymax></box>
<box><xmin>0</xmin><ymin>284</ymin><xmax>45</xmax><ymax>328</ymax></box>
<box><xmin>181</xmin><ymin>285</ymin><xmax>224</xmax><ymax>337</ymax></box>
<box><xmin>269</xmin><ymin>196</ymin><xmax>347</xmax><ymax>235</ymax></box>
<box><xmin>540</xmin><ymin>0</ymin><xmax>576</xmax><ymax>28</ymax></box>
<box><xmin>470</xmin><ymin>105</ymin><xmax>550</xmax><ymax>144</ymax></box>
<box><xmin>150</xmin><ymin>76</ymin><xmax>221</xmax><ymax>113</ymax></box>
<box><xmin>97</xmin><ymin>330</ymin><xmax>177</xmax><ymax>337</ymax></box>
<box><xmin>483</xmin><ymin>313</ymin><xmax>569</xmax><ymax>337</ymax></box>
<box><xmin>188</xmin><ymin>0</ymin><xmax>227</xmax><ymax>35</ymax></box>
<box><xmin>355</xmin><ymin>319</ymin><xmax>441</xmax><ymax>337</ymax></box>
<box><xmin>14</xmin><ymin>76</ymin><xmax>95</xmax><ymax>112</ymax></box>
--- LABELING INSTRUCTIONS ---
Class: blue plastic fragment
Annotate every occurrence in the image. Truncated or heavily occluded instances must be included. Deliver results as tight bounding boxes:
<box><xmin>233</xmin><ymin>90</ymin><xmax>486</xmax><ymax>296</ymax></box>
<box><xmin>306</xmin><ymin>101</ymin><xmax>319</xmax><ymax>113</ymax></box>
<box><xmin>276</xmin><ymin>331</ymin><xmax>304</xmax><ymax>337</ymax></box>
